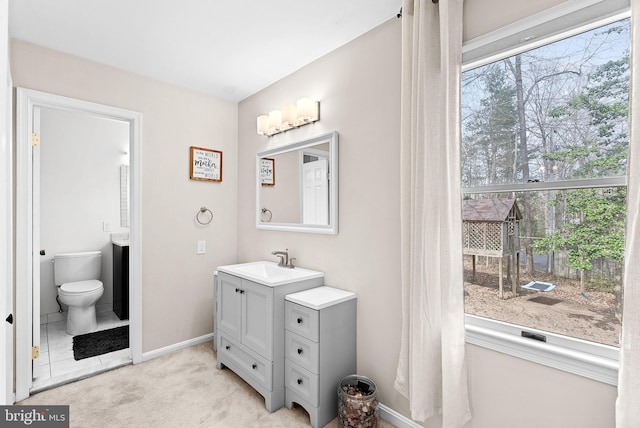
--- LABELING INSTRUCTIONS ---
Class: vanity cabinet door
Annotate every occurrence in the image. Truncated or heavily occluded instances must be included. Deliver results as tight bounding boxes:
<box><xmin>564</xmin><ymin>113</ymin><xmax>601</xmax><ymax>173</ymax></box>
<box><xmin>217</xmin><ymin>273</ymin><xmax>242</xmax><ymax>341</ymax></box>
<box><xmin>241</xmin><ymin>280</ymin><xmax>274</xmax><ymax>360</ymax></box>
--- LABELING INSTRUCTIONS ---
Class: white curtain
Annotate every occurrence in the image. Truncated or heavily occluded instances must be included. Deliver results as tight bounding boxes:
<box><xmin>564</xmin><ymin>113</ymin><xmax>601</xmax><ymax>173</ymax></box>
<box><xmin>395</xmin><ymin>0</ymin><xmax>471</xmax><ymax>426</ymax></box>
<box><xmin>616</xmin><ymin>4</ymin><xmax>640</xmax><ymax>427</ymax></box>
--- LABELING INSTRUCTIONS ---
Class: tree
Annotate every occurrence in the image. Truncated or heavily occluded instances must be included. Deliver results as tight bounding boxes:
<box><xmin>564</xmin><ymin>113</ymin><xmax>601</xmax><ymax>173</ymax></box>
<box><xmin>546</xmin><ymin>56</ymin><xmax>629</xmax><ymax>179</ymax></box>
<box><xmin>532</xmin><ymin>56</ymin><xmax>629</xmax><ymax>290</ymax></box>
<box><xmin>533</xmin><ymin>188</ymin><xmax>625</xmax><ymax>291</ymax></box>
<box><xmin>462</xmin><ymin>64</ymin><xmax>517</xmax><ymax>186</ymax></box>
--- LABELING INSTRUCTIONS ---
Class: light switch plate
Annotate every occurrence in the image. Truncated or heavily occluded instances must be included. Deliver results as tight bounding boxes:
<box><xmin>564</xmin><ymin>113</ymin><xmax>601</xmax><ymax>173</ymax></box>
<box><xmin>197</xmin><ymin>240</ymin><xmax>206</xmax><ymax>254</ymax></box>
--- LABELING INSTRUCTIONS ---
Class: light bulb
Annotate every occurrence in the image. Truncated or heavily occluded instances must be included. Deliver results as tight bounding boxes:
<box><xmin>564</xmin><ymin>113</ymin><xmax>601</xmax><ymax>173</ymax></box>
<box><xmin>282</xmin><ymin>103</ymin><xmax>297</xmax><ymax>128</ymax></box>
<box><xmin>268</xmin><ymin>110</ymin><xmax>282</xmax><ymax>134</ymax></box>
<box><xmin>257</xmin><ymin>115</ymin><xmax>269</xmax><ymax>135</ymax></box>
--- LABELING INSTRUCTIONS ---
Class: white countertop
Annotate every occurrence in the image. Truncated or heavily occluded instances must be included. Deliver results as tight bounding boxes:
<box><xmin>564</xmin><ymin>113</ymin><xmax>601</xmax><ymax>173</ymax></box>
<box><xmin>217</xmin><ymin>261</ymin><xmax>324</xmax><ymax>287</ymax></box>
<box><xmin>286</xmin><ymin>286</ymin><xmax>356</xmax><ymax>310</ymax></box>
<box><xmin>111</xmin><ymin>233</ymin><xmax>129</xmax><ymax>247</ymax></box>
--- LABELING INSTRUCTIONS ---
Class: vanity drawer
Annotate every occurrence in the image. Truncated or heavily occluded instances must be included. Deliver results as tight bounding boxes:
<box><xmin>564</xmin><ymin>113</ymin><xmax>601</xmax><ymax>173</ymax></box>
<box><xmin>219</xmin><ymin>334</ymin><xmax>272</xmax><ymax>390</ymax></box>
<box><xmin>285</xmin><ymin>301</ymin><xmax>319</xmax><ymax>342</ymax></box>
<box><xmin>285</xmin><ymin>360</ymin><xmax>319</xmax><ymax>406</ymax></box>
<box><xmin>285</xmin><ymin>330</ymin><xmax>319</xmax><ymax>374</ymax></box>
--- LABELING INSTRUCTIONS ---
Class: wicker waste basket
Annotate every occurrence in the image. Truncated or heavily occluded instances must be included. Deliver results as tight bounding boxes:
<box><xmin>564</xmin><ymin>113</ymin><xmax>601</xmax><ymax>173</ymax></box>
<box><xmin>338</xmin><ymin>375</ymin><xmax>378</xmax><ymax>428</ymax></box>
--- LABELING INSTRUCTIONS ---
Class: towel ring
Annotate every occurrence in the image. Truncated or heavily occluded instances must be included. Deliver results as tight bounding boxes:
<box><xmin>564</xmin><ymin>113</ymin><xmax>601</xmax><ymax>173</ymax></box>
<box><xmin>261</xmin><ymin>207</ymin><xmax>272</xmax><ymax>223</ymax></box>
<box><xmin>196</xmin><ymin>206</ymin><xmax>213</xmax><ymax>225</ymax></box>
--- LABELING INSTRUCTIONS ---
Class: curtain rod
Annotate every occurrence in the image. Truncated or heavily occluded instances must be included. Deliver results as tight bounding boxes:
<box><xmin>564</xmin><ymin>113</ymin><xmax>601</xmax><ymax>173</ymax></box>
<box><xmin>397</xmin><ymin>1</ymin><xmax>439</xmax><ymax>18</ymax></box>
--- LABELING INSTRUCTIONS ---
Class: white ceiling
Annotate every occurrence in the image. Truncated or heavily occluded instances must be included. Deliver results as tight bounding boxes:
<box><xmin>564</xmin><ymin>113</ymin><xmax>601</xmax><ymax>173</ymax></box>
<box><xmin>9</xmin><ymin>0</ymin><xmax>400</xmax><ymax>102</ymax></box>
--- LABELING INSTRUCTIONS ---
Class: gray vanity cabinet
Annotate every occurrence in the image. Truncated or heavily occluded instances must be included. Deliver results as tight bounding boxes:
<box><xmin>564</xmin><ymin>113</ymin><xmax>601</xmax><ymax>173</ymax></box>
<box><xmin>217</xmin><ymin>274</ymin><xmax>273</xmax><ymax>359</ymax></box>
<box><xmin>215</xmin><ymin>270</ymin><xmax>323</xmax><ymax>413</ymax></box>
<box><xmin>284</xmin><ymin>287</ymin><xmax>357</xmax><ymax>428</ymax></box>
<box><xmin>217</xmin><ymin>273</ymin><xmax>241</xmax><ymax>338</ymax></box>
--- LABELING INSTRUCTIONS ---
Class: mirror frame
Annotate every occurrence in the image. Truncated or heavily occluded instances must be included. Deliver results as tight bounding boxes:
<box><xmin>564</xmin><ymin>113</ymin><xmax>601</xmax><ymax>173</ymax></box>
<box><xmin>256</xmin><ymin>131</ymin><xmax>338</xmax><ymax>234</ymax></box>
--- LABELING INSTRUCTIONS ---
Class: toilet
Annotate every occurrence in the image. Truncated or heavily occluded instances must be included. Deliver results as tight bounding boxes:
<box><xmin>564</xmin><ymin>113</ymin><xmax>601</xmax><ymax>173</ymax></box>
<box><xmin>54</xmin><ymin>251</ymin><xmax>104</xmax><ymax>335</ymax></box>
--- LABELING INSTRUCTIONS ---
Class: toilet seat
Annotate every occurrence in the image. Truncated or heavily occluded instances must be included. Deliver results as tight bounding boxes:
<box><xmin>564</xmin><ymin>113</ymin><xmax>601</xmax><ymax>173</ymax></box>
<box><xmin>57</xmin><ymin>279</ymin><xmax>104</xmax><ymax>335</ymax></box>
<box><xmin>60</xmin><ymin>279</ymin><xmax>103</xmax><ymax>295</ymax></box>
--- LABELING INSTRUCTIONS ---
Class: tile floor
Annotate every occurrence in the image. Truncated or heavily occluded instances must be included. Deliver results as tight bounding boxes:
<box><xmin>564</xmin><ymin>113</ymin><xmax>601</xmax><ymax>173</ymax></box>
<box><xmin>32</xmin><ymin>309</ymin><xmax>130</xmax><ymax>393</ymax></box>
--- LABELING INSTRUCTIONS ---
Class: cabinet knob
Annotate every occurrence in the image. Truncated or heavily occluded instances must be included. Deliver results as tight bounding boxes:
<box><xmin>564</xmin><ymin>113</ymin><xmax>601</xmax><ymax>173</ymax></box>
<box><xmin>297</xmin><ymin>378</ymin><xmax>303</xmax><ymax>385</ymax></box>
<box><xmin>225</xmin><ymin>345</ymin><xmax>230</xmax><ymax>350</ymax></box>
<box><xmin>297</xmin><ymin>348</ymin><xmax>303</xmax><ymax>355</ymax></box>
<box><xmin>240</xmin><ymin>289</ymin><xmax>245</xmax><ymax>294</ymax></box>
<box><xmin>252</xmin><ymin>363</ymin><xmax>257</xmax><ymax>370</ymax></box>
<box><xmin>297</xmin><ymin>318</ymin><xmax>302</xmax><ymax>324</ymax></box>
<box><xmin>235</xmin><ymin>288</ymin><xmax>240</xmax><ymax>293</ymax></box>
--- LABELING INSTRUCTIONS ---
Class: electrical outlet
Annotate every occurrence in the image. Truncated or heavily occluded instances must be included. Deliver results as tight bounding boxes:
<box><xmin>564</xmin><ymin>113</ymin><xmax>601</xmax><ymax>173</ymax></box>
<box><xmin>103</xmin><ymin>222</ymin><xmax>111</xmax><ymax>232</ymax></box>
<box><xmin>197</xmin><ymin>240</ymin><xmax>206</xmax><ymax>254</ymax></box>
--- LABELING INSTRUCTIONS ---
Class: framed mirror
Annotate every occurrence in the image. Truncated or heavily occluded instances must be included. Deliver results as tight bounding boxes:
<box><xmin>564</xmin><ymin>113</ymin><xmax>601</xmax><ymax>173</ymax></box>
<box><xmin>256</xmin><ymin>131</ymin><xmax>338</xmax><ymax>234</ymax></box>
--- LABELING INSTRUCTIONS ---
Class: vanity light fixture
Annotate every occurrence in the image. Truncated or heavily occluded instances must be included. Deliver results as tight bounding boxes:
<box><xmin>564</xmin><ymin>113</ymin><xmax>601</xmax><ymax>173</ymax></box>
<box><xmin>257</xmin><ymin>97</ymin><xmax>319</xmax><ymax>137</ymax></box>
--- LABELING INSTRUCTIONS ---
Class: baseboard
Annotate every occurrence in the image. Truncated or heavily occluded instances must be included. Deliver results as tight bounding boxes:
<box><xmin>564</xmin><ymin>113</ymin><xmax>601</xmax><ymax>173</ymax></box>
<box><xmin>378</xmin><ymin>403</ymin><xmax>422</xmax><ymax>428</ymax></box>
<box><xmin>141</xmin><ymin>333</ymin><xmax>215</xmax><ymax>362</ymax></box>
<box><xmin>141</xmin><ymin>334</ymin><xmax>418</xmax><ymax>428</ymax></box>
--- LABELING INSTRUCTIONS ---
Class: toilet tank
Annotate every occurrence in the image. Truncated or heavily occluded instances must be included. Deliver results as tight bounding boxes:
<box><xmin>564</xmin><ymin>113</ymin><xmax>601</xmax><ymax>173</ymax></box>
<box><xmin>53</xmin><ymin>251</ymin><xmax>102</xmax><ymax>285</ymax></box>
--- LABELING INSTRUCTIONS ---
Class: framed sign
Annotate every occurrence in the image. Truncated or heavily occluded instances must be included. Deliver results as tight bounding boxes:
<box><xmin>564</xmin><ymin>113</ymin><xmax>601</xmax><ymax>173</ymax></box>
<box><xmin>190</xmin><ymin>146</ymin><xmax>222</xmax><ymax>182</ymax></box>
<box><xmin>260</xmin><ymin>158</ymin><xmax>275</xmax><ymax>186</ymax></box>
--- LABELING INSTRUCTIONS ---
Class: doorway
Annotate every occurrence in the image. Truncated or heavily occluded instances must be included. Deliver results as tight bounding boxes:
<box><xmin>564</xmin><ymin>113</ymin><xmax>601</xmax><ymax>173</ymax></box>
<box><xmin>15</xmin><ymin>88</ymin><xmax>142</xmax><ymax>401</ymax></box>
<box><xmin>301</xmin><ymin>148</ymin><xmax>330</xmax><ymax>225</ymax></box>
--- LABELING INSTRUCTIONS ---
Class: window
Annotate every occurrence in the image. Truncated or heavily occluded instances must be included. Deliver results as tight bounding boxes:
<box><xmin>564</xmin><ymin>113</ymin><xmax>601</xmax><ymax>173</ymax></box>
<box><xmin>461</xmin><ymin>4</ymin><xmax>630</xmax><ymax>384</ymax></box>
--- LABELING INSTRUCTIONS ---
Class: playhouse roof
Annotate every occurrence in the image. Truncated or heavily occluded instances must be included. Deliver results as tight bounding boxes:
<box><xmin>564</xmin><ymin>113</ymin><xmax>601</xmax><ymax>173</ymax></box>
<box><xmin>462</xmin><ymin>198</ymin><xmax>522</xmax><ymax>222</ymax></box>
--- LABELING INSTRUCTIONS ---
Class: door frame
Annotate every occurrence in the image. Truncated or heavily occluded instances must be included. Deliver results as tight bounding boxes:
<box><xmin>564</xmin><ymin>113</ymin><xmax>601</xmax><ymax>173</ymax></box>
<box><xmin>299</xmin><ymin>147</ymin><xmax>329</xmax><ymax>224</ymax></box>
<box><xmin>0</xmin><ymin>0</ymin><xmax>13</xmax><ymax>405</ymax></box>
<box><xmin>15</xmin><ymin>88</ymin><xmax>143</xmax><ymax>401</ymax></box>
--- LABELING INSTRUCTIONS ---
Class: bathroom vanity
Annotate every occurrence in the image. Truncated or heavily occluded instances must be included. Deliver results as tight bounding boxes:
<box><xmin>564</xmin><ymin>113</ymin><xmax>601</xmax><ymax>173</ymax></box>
<box><xmin>215</xmin><ymin>261</ymin><xmax>324</xmax><ymax>412</ymax></box>
<box><xmin>284</xmin><ymin>287</ymin><xmax>357</xmax><ymax>428</ymax></box>
<box><xmin>112</xmin><ymin>239</ymin><xmax>129</xmax><ymax>320</ymax></box>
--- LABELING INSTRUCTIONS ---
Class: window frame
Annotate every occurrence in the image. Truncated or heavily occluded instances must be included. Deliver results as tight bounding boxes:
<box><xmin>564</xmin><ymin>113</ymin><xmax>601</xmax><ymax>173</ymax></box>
<box><xmin>461</xmin><ymin>0</ymin><xmax>630</xmax><ymax>386</ymax></box>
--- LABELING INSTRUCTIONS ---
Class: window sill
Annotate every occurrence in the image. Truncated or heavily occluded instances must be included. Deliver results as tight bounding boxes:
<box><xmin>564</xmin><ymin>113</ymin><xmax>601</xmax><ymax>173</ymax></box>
<box><xmin>465</xmin><ymin>314</ymin><xmax>619</xmax><ymax>386</ymax></box>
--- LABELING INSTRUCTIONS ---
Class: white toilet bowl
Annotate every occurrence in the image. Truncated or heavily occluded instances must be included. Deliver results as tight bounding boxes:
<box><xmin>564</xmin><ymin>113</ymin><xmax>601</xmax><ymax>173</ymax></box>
<box><xmin>58</xmin><ymin>279</ymin><xmax>104</xmax><ymax>335</ymax></box>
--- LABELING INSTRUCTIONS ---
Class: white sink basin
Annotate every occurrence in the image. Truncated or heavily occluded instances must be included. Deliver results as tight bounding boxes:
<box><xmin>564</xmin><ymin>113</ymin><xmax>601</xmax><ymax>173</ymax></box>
<box><xmin>217</xmin><ymin>261</ymin><xmax>324</xmax><ymax>286</ymax></box>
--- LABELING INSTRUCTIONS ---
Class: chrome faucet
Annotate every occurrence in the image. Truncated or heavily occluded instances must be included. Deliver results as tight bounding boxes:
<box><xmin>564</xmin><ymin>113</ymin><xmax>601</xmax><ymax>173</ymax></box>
<box><xmin>271</xmin><ymin>249</ymin><xmax>295</xmax><ymax>268</ymax></box>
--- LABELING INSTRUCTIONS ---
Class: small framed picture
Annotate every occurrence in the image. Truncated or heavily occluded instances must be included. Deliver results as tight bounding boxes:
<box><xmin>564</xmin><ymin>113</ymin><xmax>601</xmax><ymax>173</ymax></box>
<box><xmin>190</xmin><ymin>146</ymin><xmax>222</xmax><ymax>182</ymax></box>
<box><xmin>260</xmin><ymin>158</ymin><xmax>275</xmax><ymax>186</ymax></box>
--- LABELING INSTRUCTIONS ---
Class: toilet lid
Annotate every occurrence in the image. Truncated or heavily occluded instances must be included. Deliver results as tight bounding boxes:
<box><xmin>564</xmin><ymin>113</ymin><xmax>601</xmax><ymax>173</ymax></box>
<box><xmin>60</xmin><ymin>280</ymin><xmax>103</xmax><ymax>293</ymax></box>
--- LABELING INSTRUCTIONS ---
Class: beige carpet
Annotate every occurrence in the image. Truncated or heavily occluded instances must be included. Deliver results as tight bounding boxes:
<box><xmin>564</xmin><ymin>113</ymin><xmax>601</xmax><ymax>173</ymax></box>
<box><xmin>18</xmin><ymin>342</ymin><xmax>395</xmax><ymax>428</ymax></box>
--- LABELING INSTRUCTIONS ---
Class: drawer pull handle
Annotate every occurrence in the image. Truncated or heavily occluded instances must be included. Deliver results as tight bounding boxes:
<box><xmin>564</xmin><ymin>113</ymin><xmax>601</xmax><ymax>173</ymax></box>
<box><xmin>252</xmin><ymin>364</ymin><xmax>257</xmax><ymax>370</ymax></box>
<box><xmin>225</xmin><ymin>345</ymin><xmax>230</xmax><ymax>350</ymax></box>
<box><xmin>297</xmin><ymin>378</ymin><xmax>303</xmax><ymax>385</ymax></box>
<box><xmin>297</xmin><ymin>348</ymin><xmax>303</xmax><ymax>355</ymax></box>
<box><xmin>297</xmin><ymin>317</ymin><xmax>303</xmax><ymax>324</ymax></box>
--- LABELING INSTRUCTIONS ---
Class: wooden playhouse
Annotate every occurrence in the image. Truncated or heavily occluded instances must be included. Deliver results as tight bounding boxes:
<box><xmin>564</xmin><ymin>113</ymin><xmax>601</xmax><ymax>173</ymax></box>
<box><xmin>462</xmin><ymin>198</ymin><xmax>522</xmax><ymax>298</ymax></box>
